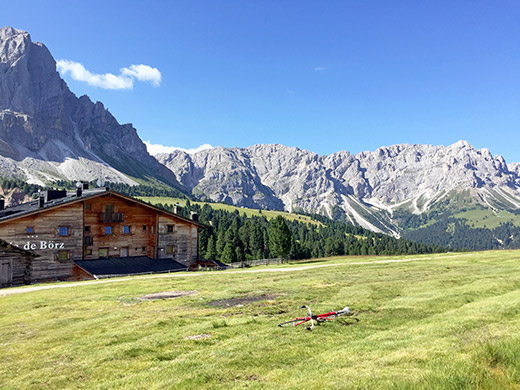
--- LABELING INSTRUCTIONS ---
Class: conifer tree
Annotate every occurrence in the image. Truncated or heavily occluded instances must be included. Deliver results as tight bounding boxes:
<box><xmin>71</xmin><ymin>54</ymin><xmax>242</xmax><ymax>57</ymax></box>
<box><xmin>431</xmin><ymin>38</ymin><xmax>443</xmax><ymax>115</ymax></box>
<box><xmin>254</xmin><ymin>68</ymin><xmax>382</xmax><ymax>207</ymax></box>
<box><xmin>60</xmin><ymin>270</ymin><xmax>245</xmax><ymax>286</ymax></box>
<box><xmin>235</xmin><ymin>246</ymin><xmax>245</xmax><ymax>262</ymax></box>
<box><xmin>221</xmin><ymin>243</ymin><xmax>237</xmax><ymax>263</ymax></box>
<box><xmin>206</xmin><ymin>235</ymin><xmax>217</xmax><ymax>259</ymax></box>
<box><xmin>216</xmin><ymin>230</ymin><xmax>226</xmax><ymax>259</ymax></box>
<box><xmin>268</xmin><ymin>216</ymin><xmax>292</xmax><ymax>259</ymax></box>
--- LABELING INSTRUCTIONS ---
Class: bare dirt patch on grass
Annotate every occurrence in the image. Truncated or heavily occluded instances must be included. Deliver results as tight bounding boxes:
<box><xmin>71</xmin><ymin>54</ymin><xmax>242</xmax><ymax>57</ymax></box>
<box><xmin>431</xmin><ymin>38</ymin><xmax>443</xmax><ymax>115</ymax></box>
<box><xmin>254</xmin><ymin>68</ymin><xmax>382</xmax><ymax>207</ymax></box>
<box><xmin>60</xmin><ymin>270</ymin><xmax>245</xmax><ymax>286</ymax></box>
<box><xmin>184</xmin><ymin>334</ymin><xmax>211</xmax><ymax>340</ymax></box>
<box><xmin>138</xmin><ymin>290</ymin><xmax>198</xmax><ymax>300</ymax></box>
<box><xmin>208</xmin><ymin>294</ymin><xmax>280</xmax><ymax>307</ymax></box>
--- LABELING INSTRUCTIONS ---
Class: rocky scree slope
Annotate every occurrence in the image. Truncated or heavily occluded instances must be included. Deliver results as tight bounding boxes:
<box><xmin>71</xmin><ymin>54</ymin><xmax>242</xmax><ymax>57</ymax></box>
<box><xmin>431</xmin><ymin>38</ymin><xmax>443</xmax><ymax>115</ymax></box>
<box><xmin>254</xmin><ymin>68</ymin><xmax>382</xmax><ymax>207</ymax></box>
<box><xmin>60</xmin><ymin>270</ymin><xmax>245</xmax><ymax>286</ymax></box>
<box><xmin>0</xmin><ymin>26</ymin><xmax>183</xmax><ymax>189</ymax></box>
<box><xmin>156</xmin><ymin>141</ymin><xmax>520</xmax><ymax>235</ymax></box>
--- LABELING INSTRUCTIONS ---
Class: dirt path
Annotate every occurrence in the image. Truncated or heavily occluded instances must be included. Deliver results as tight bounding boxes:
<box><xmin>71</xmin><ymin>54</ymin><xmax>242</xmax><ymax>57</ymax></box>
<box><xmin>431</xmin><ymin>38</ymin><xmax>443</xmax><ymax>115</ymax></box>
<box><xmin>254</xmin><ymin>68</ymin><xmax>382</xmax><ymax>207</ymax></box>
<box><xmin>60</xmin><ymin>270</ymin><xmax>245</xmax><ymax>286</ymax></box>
<box><xmin>0</xmin><ymin>254</ymin><xmax>463</xmax><ymax>297</ymax></box>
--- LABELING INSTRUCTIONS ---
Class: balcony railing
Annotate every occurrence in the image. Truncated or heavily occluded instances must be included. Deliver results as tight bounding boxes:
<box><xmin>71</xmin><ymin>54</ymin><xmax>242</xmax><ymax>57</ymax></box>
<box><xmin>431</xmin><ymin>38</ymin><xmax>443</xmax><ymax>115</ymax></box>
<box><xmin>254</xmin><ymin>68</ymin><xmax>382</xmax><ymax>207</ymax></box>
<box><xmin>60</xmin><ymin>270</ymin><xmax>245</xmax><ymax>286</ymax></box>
<box><xmin>99</xmin><ymin>212</ymin><xmax>124</xmax><ymax>223</ymax></box>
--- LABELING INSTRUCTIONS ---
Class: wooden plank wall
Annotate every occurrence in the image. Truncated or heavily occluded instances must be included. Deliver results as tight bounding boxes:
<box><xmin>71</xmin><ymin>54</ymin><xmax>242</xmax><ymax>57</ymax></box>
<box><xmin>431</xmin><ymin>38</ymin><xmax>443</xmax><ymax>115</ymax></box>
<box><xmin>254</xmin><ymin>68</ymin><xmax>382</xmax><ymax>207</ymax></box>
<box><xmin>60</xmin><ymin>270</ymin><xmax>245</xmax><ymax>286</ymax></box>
<box><xmin>157</xmin><ymin>214</ymin><xmax>198</xmax><ymax>265</ymax></box>
<box><xmin>0</xmin><ymin>204</ymin><xmax>83</xmax><ymax>281</ymax></box>
<box><xmin>85</xmin><ymin>194</ymin><xmax>157</xmax><ymax>259</ymax></box>
<box><xmin>0</xmin><ymin>243</ymin><xmax>33</xmax><ymax>286</ymax></box>
<box><xmin>191</xmin><ymin>225</ymin><xmax>199</xmax><ymax>261</ymax></box>
<box><xmin>157</xmin><ymin>215</ymin><xmax>177</xmax><ymax>261</ymax></box>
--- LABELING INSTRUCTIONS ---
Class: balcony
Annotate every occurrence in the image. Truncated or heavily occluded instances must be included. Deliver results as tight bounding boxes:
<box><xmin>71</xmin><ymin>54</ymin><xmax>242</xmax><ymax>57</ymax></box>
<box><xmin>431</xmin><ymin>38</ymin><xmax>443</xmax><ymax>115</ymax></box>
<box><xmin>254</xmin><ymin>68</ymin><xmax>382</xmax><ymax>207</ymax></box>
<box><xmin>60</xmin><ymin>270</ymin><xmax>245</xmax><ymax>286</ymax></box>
<box><xmin>98</xmin><ymin>212</ymin><xmax>124</xmax><ymax>223</ymax></box>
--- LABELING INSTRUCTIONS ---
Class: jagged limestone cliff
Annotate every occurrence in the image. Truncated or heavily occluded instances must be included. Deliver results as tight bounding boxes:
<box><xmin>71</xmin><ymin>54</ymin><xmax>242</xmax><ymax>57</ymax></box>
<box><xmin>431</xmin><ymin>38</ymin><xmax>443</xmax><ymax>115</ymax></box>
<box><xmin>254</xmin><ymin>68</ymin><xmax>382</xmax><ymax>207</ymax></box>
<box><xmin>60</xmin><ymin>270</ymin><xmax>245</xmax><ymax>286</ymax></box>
<box><xmin>0</xmin><ymin>26</ymin><xmax>183</xmax><ymax>190</ymax></box>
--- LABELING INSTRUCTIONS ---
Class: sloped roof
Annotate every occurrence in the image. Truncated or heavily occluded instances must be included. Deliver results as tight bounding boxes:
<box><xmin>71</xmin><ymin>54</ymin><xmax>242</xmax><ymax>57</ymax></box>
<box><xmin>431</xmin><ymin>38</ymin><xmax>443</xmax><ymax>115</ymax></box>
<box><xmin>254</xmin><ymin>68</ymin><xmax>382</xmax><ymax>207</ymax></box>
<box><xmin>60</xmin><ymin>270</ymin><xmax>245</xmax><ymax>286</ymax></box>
<box><xmin>0</xmin><ymin>188</ymin><xmax>106</xmax><ymax>222</ymax></box>
<box><xmin>75</xmin><ymin>256</ymin><xmax>187</xmax><ymax>278</ymax></box>
<box><xmin>0</xmin><ymin>238</ymin><xmax>38</xmax><ymax>257</ymax></box>
<box><xmin>0</xmin><ymin>188</ymin><xmax>203</xmax><ymax>227</ymax></box>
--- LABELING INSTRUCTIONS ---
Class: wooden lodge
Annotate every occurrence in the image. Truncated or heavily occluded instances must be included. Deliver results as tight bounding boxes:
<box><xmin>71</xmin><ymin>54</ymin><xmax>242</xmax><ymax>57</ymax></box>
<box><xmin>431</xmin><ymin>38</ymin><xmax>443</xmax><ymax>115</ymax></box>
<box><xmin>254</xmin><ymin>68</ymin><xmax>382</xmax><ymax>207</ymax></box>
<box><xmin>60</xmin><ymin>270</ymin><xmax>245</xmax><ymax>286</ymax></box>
<box><xmin>0</xmin><ymin>186</ymin><xmax>202</xmax><ymax>285</ymax></box>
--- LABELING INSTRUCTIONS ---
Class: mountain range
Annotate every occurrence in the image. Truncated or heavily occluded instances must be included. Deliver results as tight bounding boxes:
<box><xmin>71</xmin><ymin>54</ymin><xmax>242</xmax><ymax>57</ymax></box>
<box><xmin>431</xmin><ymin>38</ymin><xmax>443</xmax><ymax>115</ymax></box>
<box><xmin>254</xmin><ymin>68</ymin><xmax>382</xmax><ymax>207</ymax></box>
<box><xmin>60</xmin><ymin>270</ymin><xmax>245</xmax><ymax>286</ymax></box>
<box><xmin>156</xmin><ymin>142</ymin><xmax>520</xmax><ymax>236</ymax></box>
<box><xmin>1</xmin><ymin>26</ymin><xmax>520</xmax><ymax>244</ymax></box>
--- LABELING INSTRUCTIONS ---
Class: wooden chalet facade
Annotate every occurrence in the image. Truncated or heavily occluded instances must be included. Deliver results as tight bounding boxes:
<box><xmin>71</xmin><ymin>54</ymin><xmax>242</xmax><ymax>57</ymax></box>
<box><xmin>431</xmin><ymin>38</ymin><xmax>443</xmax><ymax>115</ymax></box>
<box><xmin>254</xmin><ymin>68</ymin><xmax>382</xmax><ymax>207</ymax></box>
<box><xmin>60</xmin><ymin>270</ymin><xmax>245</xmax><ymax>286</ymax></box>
<box><xmin>0</xmin><ymin>187</ymin><xmax>202</xmax><ymax>284</ymax></box>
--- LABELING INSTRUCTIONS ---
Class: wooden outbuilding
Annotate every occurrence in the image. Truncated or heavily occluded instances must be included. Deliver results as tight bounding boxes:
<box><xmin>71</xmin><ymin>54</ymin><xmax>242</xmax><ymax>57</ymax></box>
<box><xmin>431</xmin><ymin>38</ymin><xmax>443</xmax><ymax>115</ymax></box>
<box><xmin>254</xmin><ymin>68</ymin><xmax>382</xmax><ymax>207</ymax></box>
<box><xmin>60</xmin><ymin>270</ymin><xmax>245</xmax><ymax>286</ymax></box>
<box><xmin>0</xmin><ymin>187</ymin><xmax>202</xmax><ymax>284</ymax></box>
<box><xmin>0</xmin><ymin>238</ymin><xmax>37</xmax><ymax>287</ymax></box>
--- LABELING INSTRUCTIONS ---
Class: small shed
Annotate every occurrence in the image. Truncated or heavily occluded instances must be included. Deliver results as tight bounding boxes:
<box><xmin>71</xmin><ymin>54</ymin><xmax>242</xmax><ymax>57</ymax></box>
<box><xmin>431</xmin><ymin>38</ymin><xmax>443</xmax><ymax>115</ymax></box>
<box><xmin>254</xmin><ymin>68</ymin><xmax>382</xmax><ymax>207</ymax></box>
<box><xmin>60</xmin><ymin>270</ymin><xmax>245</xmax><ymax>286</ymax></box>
<box><xmin>0</xmin><ymin>238</ymin><xmax>37</xmax><ymax>287</ymax></box>
<box><xmin>190</xmin><ymin>259</ymin><xmax>228</xmax><ymax>271</ymax></box>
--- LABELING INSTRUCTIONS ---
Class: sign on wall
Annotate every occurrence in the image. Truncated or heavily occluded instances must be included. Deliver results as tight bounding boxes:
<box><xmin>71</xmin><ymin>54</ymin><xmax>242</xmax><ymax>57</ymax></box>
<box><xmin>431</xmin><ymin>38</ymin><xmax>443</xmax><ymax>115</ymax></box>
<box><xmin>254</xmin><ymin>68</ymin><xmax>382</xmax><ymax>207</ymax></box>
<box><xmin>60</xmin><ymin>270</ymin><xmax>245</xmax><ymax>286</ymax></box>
<box><xmin>8</xmin><ymin>241</ymin><xmax>66</xmax><ymax>251</ymax></box>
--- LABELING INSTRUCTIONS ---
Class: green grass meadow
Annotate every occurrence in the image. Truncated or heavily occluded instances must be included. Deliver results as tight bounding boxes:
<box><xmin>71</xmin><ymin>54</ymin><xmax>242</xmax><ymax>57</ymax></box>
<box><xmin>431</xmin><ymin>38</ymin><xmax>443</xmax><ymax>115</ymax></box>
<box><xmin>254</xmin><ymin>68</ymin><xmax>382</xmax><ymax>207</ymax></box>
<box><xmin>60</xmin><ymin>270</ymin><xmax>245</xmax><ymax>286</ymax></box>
<box><xmin>138</xmin><ymin>196</ymin><xmax>321</xmax><ymax>225</ymax></box>
<box><xmin>1</xmin><ymin>251</ymin><xmax>520</xmax><ymax>389</ymax></box>
<box><xmin>453</xmin><ymin>208</ymin><xmax>520</xmax><ymax>229</ymax></box>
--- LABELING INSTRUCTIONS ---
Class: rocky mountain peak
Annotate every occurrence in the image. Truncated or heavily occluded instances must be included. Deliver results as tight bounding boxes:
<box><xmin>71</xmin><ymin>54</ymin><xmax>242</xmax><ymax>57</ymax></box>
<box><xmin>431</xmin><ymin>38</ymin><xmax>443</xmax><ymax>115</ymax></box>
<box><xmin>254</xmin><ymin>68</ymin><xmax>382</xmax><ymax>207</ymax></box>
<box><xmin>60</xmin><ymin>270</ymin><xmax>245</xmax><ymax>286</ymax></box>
<box><xmin>0</xmin><ymin>26</ymin><xmax>24</xmax><ymax>37</ymax></box>
<box><xmin>0</xmin><ymin>26</ymin><xmax>67</xmax><ymax>120</ymax></box>
<box><xmin>0</xmin><ymin>26</ymin><xmax>183</xmax><ymax>190</ymax></box>
<box><xmin>0</xmin><ymin>27</ymin><xmax>30</xmax><ymax>63</ymax></box>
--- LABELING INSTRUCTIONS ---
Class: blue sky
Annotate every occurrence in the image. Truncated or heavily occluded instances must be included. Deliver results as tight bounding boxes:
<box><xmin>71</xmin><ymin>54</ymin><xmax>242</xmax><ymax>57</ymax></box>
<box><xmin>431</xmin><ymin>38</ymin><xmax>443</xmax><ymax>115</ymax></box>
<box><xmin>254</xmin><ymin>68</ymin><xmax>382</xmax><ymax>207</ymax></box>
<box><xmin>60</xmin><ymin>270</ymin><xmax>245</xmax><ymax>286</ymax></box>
<box><xmin>3</xmin><ymin>1</ymin><xmax>520</xmax><ymax>162</ymax></box>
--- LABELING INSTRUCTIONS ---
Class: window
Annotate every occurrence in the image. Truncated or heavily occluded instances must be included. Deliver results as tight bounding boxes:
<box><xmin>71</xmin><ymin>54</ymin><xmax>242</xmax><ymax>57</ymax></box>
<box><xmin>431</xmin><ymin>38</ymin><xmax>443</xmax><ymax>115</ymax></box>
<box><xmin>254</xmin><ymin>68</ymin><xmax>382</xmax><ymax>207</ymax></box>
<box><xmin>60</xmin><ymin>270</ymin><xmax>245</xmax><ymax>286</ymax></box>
<box><xmin>85</xmin><ymin>248</ymin><xmax>92</xmax><ymax>256</ymax></box>
<box><xmin>59</xmin><ymin>226</ymin><xmax>69</xmax><ymax>236</ymax></box>
<box><xmin>143</xmin><ymin>225</ymin><xmax>147</xmax><ymax>231</ymax></box>
<box><xmin>57</xmin><ymin>250</ymin><xmax>70</xmax><ymax>261</ymax></box>
<box><xmin>141</xmin><ymin>246</ymin><xmax>146</xmax><ymax>252</ymax></box>
<box><xmin>167</xmin><ymin>225</ymin><xmax>173</xmax><ymax>233</ymax></box>
<box><xmin>26</xmin><ymin>227</ymin><xmax>34</xmax><ymax>234</ymax></box>
<box><xmin>166</xmin><ymin>245</ymin><xmax>174</xmax><ymax>254</ymax></box>
<box><xmin>105</xmin><ymin>226</ymin><xmax>112</xmax><ymax>235</ymax></box>
<box><xmin>105</xmin><ymin>204</ymin><xmax>114</xmax><ymax>213</ymax></box>
<box><xmin>123</xmin><ymin>225</ymin><xmax>131</xmax><ymax>234</ymax></box>
<box><xmin>84</xmin><ymin>225</ymin><xmax>91</xmax><ymax>232</ymax></box>
<box><xmin>152</xmin><ymin>226</ymin><xmax>156</xmax><ymax>234</ymax></box>
<box><xmin>99</xmin><ymin>248</ymin><xmax>108</xmax><ymax>258</ymax></box>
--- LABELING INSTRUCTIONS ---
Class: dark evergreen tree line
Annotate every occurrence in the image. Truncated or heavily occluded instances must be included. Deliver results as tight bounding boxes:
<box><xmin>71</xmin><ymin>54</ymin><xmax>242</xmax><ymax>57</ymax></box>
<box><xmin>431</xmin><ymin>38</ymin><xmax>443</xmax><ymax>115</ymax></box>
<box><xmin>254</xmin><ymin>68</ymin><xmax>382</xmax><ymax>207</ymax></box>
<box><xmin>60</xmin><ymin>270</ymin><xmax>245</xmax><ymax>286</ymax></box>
<box><xmin>0</xmin><ymin>177</ymin><xmax>40</xmax><ymax>197</ymax></box>
<box><xmin>154</xmin><ymin>201</ymin><xmax>446</xmax><ymax>263</ymax></box>
<box><xmin>403</xmin><ymin>218</ymin><xmax>520</xmax><ymax>251</ymax></box>
<box><xmin>53</xmin><ymin>180</ymin><xmax>188</xmax><ymax>199</ymax></box>
<box><xmin>1</xmin><ymin>178</ymin><xmax>187</xmax><ymax>199</ymax></box>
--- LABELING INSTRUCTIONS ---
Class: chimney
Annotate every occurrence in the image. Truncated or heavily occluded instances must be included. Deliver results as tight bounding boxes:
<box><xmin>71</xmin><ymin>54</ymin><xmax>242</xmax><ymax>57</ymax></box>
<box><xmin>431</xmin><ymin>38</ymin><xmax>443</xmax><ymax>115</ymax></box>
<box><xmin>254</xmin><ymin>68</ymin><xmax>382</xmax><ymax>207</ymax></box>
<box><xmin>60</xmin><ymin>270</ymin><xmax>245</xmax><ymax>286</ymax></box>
<box><xmin>190</xmin><ymin>212</ymin><xmax>199</xmax><ymax>222</ymax></box>
<box><xmin>39</xmin><ymin>195</ymin><xmax>45</xmax><ymax>208</ymax></box>
<box><xmin>174</xmin><ymin>205</ymin><xmax>182</xmax><ymax>215</ymax></box>
<box><xmin>0</xmin><ymin>199</ymin><xmax>4</xmax><ymax>211</ymax></box>
<box><xmin>76</xmin><ymin>182</ymin><xmax>83</xmax><ymax>197</ymax></box>
<box><xmin>43</xmin><ymin>190</ymin><xmax>67</xmax><ymax>202</ymax></box>
<box><xmin>76</xmin><ymin>181</ymin><xmax>89</xmax><ymax>190</ymax></box>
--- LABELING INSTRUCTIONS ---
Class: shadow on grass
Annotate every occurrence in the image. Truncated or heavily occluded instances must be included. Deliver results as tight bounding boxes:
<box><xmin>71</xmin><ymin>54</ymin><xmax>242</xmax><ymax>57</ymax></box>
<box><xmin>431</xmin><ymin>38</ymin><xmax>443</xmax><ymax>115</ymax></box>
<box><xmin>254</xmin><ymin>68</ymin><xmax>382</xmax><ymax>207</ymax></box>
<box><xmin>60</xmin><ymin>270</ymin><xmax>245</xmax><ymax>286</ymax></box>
<box><xmin>337</xmin><ymin>318</ymin><xmax>360</xmax><ymax>326</ymax></box>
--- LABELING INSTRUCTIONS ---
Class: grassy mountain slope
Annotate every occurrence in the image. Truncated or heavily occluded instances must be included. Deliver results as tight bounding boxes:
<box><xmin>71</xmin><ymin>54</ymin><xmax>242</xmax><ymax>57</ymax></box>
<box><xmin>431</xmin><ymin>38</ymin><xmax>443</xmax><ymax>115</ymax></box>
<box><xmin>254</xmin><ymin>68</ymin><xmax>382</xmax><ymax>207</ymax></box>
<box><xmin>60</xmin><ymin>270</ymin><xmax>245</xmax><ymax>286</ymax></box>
<box><xmin>139</xmin><ymin>196</ymin><xmax>320</xmax><ymax>225</ymax></box>
<box><xmin>394</xmin><ymin>189</ymin><xmax>520</xmax><ymax>250</ymax></box>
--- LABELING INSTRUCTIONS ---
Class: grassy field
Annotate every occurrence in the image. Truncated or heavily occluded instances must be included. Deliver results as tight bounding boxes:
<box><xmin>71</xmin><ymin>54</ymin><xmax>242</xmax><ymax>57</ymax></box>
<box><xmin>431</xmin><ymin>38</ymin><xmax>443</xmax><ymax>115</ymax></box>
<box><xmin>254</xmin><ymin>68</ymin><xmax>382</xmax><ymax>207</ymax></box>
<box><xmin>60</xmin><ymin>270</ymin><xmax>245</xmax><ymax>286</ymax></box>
<box><xmin>1</xmin><ymin>251</ymin><xmax>520</xmax><ymax>389</ymax></box>
<box><xmin>453</xmin><ymin>208</ymin><xmax>520</xmax><ymax>229</ymax></box>
<box><xmin>138</xmin><ymin>196</ymin><xmax>320</xmax><ymax>225</ymax></box>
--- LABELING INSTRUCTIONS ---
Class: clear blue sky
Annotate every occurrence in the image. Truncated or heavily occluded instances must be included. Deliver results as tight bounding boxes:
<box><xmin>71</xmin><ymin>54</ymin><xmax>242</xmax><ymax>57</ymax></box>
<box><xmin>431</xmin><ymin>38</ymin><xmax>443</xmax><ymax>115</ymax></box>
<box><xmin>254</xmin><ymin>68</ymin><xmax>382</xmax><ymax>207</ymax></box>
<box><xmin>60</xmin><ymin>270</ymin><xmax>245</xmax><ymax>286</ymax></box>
<box><xmin>3</xmin><ymin>1</ymin><xmax>520</xmax><ymax>162</ymax></box>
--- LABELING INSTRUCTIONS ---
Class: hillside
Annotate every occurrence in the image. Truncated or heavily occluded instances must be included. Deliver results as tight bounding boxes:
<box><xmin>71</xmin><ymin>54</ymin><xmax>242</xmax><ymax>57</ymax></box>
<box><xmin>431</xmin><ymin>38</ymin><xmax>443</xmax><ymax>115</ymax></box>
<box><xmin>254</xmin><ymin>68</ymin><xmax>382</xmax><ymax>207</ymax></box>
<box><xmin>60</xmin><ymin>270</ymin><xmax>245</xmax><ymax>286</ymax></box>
<box><xmin>140</xmin><ymin>196</ymin><xmax>443</xmax><ymax>261</ymax></box>
<box><xmin>1</xmin><ymin>251</ymin><xmax>520</xmax><ymax>389</ymax></box>
<box><xmin>138</xmin><ymin>196</ymin><xmax>320</xmax><ymax>225</ymax></box>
